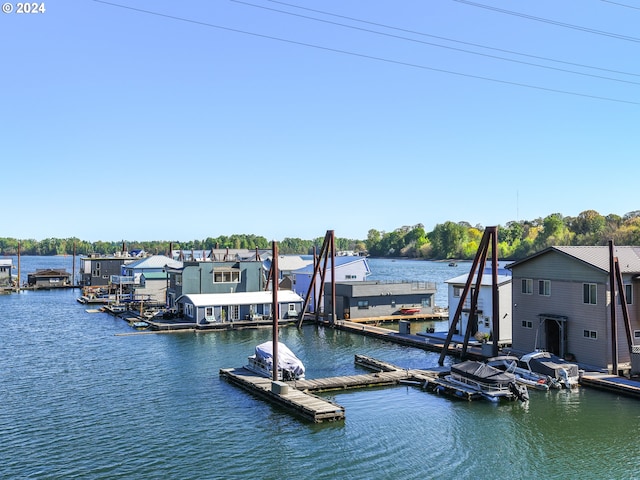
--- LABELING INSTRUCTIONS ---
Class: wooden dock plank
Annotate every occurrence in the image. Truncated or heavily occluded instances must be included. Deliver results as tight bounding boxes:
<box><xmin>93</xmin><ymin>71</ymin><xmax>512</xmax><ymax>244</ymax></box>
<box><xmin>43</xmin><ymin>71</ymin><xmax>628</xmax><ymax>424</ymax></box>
<box><xmin>580</xmin><ymin>373</ymin><xmax>640</xmax><ymax>398</ymax></box>
<box><xmin>219</xmin><ymin>368</ymin><xmax>345</xmax><ymax>423</ymax></box>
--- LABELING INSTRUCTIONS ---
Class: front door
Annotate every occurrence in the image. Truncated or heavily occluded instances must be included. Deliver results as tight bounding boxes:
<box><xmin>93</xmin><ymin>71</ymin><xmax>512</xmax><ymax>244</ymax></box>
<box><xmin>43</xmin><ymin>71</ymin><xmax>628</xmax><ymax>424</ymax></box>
<box><xmin>545</xmin><ymin>319</ymin><xmax>561</xmax><ymax>355</ymax></box>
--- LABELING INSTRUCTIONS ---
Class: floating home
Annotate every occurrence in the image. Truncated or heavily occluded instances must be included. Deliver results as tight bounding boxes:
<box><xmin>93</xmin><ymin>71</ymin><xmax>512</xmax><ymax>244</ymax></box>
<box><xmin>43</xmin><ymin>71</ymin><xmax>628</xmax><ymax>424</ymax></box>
<box><xmin>325</xmin><ymin>280</ymin><xmax>437</xmax><ymax>320</ymax></box>
<box><xmin>0</xmin><ymin>258</ymin><xmax>13</xmax><ymax>287</ymax></box>
<box><xmin>177</xmin><ymin>290</ymin><xmax>304</xmax><ymax>325</ymax></box>
<box><xmin>507</xmin><ymin>245</ymin><xmax>640</xmax><ymax>373</ymax></box>
<box><xmin>444</xmin><ymin>268</ymin><xmax>513</xmax><ymax>347</ymax></box>
<box><xmin>27</xmin><ymin>269</ymin><xmax>72</xmax><ymax>288</ymax></box>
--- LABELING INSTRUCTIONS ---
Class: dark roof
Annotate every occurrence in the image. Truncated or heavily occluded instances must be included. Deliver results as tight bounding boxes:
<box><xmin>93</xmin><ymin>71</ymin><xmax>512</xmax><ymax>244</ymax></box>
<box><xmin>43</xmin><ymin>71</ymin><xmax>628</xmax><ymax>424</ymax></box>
<box><xmin>27</xmin><ymin>269</ymin><xmax>70</xmax><ymax>278</ymax></box>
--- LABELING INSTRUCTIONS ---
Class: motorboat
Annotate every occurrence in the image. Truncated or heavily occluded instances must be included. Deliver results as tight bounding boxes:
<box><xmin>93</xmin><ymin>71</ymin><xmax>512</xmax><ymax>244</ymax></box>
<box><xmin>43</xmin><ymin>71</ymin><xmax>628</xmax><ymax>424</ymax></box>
<box><xmin>487</xmin><ymin>355</ymin><xmax>561</xmax><ymax>391</ymax></box>
<box><xmin>399</xmin><ymin>307</ymin><xmax>421</xmax><ymax>315</ymax></box>
<box><xmin>246</xmin><ymin>341</ymin><xmax>306</xmax><ymax>381</ymax></box>
<box><xmin>519</xmin><ymin>350</ymin><xmax>580</xmax><ymax>389</ymax></box>
<box><xmin>446</xmin><ymin>360</ymin><xmax>529</xmax><ymax>402</ymax></box>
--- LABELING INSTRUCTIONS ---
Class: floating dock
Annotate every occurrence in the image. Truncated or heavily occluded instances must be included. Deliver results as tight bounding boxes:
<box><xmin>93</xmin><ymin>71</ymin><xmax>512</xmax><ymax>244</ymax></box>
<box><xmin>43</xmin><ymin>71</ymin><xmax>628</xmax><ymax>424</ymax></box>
<box><xmin>220</xmin><ymin>354</ymin><xmax>508</xmax><ymax>422</ymax></box>
<box><xmin>579</xmin><ymin>372</ymin><xmax>640</xmax><ymax>399</ymax></box>
<box><xmin>333</xmin><ymin>319</ymin><xmax>487</xmax><ymax>360</ymax></box>
<box><xmin>219</xmin><ymin>367</ymin><xmax>346</xmax><ymax>423</ymax></box>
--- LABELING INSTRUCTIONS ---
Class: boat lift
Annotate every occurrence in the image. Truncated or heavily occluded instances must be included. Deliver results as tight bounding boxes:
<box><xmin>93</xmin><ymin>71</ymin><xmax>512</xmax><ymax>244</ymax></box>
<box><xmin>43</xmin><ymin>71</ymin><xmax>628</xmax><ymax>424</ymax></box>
<box><xmin>609</xmin><ymin>240</ymin><xmax>635</xmax><ymax>376</ymax></box>
<box><xmin>296</xmin><ymin>230</ymin><xmax>336</xmax><ymax>328</ymax></box>
<box><xmin>438</xmin><ymin>226</ymin><xmax>500</xmax><ymax>366</ymax></box>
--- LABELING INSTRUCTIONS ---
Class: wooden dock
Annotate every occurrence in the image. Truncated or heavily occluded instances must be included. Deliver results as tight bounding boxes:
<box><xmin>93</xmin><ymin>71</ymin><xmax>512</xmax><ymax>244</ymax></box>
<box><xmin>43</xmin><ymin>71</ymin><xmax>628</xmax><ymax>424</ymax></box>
<box><xmin>579</xmin><ymin>372</ymin><xmax>640</xmax><ymax>399</ymax></box>
<box><xmin>219</xmin><ymin>367</ymin><xmax>346</xmax><ymax>423</ymax></box>
<box><xmin>291</xmin><ymin>369</ymin><xmax>411</xmax><ymax>393</ymax></box>
<box><xmin>334</xmin><ymin>319</ymin><xmax>486</xmax><ymax>360</ymax></box>
<box><xmin>219</xmin><ymin>355</ymin><xmax>436</xmax><ymax>422</ymax></box>
<box><xmin>347</xmin><ymin>312</ymin><xmax>448</xmax><ymax>324</ymax></box>
<box><xmin>220</xmin><ymin>354</ymin><xmax>505</xmax><ymax>422</ymax></box>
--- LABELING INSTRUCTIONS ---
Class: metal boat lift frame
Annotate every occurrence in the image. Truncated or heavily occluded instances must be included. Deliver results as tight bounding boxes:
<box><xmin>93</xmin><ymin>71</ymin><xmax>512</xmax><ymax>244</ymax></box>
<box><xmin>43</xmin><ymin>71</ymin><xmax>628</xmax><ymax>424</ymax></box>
<box><xmin>438</xmin><ymin>226</ymin><xmax>500</xmax><ymax>366</ymax></box>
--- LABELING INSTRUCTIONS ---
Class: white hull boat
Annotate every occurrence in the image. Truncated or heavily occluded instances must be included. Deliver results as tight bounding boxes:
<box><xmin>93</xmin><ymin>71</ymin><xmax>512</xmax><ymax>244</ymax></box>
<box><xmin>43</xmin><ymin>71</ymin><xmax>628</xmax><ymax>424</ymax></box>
<box><xmin>487</xmin><ymin>356</ymin><xmax>562</xmax><ymax>391</ymax></box>
<box><xmin>446</xmin><ymin>360</ymin><xmax>529</xmax><ymax>402</ymax></box>
<box><xmin>246</xmin><ymin>341</ymin><xmax>305</xmax><ymax>381</ymax></box>
<box><xmin>519</xmin><ymin>350</ymin><xmax>580</xmax><ymax>389</ymax></box>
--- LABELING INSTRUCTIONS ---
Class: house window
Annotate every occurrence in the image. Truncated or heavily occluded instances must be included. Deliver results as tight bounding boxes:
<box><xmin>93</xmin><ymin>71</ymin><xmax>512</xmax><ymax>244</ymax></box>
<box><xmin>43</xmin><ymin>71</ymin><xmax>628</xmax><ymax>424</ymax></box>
<box><xmin>583</xmin><ymin>329</ymin><xmax>597</xmax><ymax>339</ymax></box>
<box><xmin>205</xmin><ymin>307</ymin><xmax>213</xmax><ymax>317</ymax></box>
<box><xmin>175</xmin><ymin>274</ymin><xmax>182</xmax><ymax>286</ymax></box>
<box><xmin>538</xmin><ymin>280</ymin><xmax>550</xmax><ymax>296</ymax></box>
<box><xmin>618</xmin><ymin>284</ymin><xmax>633</xmax><ymax>305</ymax></box>
<box><xmin>521</xmin><ymin>320</ymin><xmax>533</xmax><ymax>329</ymax></box>
<box><xmin>185</xmin><ymin>304</ymin><xmax>194</xmax><ymax>318</ymax></box>
<box><xmin>421</xmin><ymin>297</ymin><xmax>432</xmax><ymax>308</ymax></box>
<box><xmin>634</xmin><ymin>330</ymin><xmax>640</xmax><ymax>339</ymax></box>
<box><xmin>357</xmin><ymin>300</ymin><xmax>369</xmax><ymax>309</ymax></box>
<box><xmin>345</xmin><ymin>275</ymin><xmax>357</xmax><ymax>280</ymax></box>
<box><xmin>521</xmin><ymin>279</ymin><xmax>533</xmax><ymax>295</ymax></box>
<box><xmin>583</xmin><ymin>283</ymin><xmax>597</xmax><ymax>304</ymax></box>
<box><xmin>453</xmin><ymin>286</ymin><xmax>463</xmax><ymax>297</ymax></box>
<box><xmin>213</xmin><ymin>269</ymin><xmax>241</xmax><ymax>283</ymax></box>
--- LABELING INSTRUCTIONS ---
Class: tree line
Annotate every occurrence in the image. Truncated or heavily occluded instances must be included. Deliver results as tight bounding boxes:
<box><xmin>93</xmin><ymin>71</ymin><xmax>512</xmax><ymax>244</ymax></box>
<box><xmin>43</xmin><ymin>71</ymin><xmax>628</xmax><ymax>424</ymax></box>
<box><xmin>1</xmin><ymin>209</ymin><xmax>639</xmax><ymax>260</ymax></box>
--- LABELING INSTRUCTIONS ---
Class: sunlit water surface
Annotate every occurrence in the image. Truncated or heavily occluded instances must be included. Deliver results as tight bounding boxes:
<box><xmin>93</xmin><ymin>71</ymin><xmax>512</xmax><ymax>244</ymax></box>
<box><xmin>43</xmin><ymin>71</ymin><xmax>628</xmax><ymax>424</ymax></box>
<box><xmin>1</xmin><ymin>257</ymin><xmax>639</xmax><ymax>479</ymax></box>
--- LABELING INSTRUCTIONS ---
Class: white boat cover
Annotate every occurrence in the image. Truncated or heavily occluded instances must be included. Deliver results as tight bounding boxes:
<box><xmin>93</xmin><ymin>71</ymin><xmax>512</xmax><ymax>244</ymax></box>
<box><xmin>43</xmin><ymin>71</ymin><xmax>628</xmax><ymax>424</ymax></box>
<box><xmin>254</xmin><ymin>341</ymin><xmax>306</xmax><ymax>378</ymax></box>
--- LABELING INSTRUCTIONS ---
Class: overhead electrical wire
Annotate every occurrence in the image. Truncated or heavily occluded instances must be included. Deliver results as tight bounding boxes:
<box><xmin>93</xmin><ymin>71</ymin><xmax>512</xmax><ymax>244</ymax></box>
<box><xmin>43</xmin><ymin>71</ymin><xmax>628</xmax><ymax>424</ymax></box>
<box><xmin>600</xmin><ymin>0</ymin><xmax>640</xmax><ymax>11</ymax></box>
<box><xmin>92</xmin><ymin>0</ymin><xmax>640</xmax><ymax>105</ymax></box>
<box><xmin>267</xmin><ymin>0</ymin><xmax>640</xmax><ymax>79</ymax></box>
<box><xmin>453</xmin><ymin>0</ymin><xmax>640</xmax><ymax>43</ymax></box>
<box><xmin>234</xmin><ymin>0</ymin><xmax>640</xmax><ymax>86</ymax></box>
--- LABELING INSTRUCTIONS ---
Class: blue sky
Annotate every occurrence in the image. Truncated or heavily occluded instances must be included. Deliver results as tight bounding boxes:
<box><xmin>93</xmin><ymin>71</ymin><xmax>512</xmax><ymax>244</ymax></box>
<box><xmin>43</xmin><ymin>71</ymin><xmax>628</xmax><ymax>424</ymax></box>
<box><xmin>2</xmin><ymin>0</ymin><xmax>639</xmax><ymax>242</ymax></box>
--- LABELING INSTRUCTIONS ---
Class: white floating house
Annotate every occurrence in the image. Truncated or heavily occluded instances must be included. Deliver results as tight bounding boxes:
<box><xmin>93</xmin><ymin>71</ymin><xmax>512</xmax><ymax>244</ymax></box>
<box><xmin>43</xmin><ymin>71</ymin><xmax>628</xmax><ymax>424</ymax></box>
<box><xmin>177</xmin><ymin>290</ymin><xmax>304</xmax><ymax>326</ymax></box>
<box><xmin>445</xmin><ymin>268</ymin><xmax>513</xmax><ymax>346</ymax></box>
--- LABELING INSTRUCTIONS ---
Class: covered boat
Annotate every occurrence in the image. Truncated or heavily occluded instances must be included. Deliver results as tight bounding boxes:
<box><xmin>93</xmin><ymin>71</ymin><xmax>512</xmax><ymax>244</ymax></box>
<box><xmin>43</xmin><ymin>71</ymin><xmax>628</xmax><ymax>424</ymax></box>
<box><xmin>447</xmin><ymin>360</ymin><xmax>528</xmax><ymax>402</ymax></box>
<box><xmin>519</xmin><ymin>350</ymin><xmax>580</xmax><ymax>389</ymax></box>
<box><xmin>246</xmin><ymin>341</ymin><xmax>306</xmax><ymax>381</ymax></box>
<box><xmin>487</xmin><ymin>355</ymin><xmax>561</xmax><ymax>391</ymax></box>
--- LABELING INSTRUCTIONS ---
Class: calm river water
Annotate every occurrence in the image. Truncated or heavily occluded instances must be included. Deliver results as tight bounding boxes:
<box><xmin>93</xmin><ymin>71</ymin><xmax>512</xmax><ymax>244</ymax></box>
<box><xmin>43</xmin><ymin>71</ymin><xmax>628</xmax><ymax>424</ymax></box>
<box><xmin>2</xmin><ymin>256</ymin><xmax>639</xmax><ymax>479</ymax></box>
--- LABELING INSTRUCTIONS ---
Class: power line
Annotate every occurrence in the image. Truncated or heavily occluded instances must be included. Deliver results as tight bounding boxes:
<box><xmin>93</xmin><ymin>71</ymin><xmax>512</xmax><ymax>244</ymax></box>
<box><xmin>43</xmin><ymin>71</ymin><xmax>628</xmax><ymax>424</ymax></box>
<box><xmin>601</xmin><ymin>0</ymin><xmax>640</xmax><ymax>10</ymax></box>
<box><xmin>454</xmin><ymin>0</ymin><xmax>640</xmax><ymax>43</ymax></box>
<box><xmin>234</xmin><ymin>0</ymin><xmax>640</xmax><ymax>86</ymax></box>
<box><xmin>92</xmin><ymin>0</ymin><xmax>640</xmax><ymax>105</ymax></box>
<box><xmin>267</xmin><ymin>0</ymin><xmax>640</xmax><ymax>79</ymax></box>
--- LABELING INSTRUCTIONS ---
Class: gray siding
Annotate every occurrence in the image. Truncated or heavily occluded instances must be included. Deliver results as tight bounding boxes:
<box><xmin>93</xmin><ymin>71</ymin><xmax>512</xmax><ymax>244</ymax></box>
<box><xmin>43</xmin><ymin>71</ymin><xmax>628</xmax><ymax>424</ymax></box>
<box><xmin>511</xmin><ymin>248</ymin><xmax>640</xmax><ymax>371</ymax></box>
<box><xmin>329</xmin><ymin>281</ymin><xmax>436</xmax><ymax>319</ymax></box>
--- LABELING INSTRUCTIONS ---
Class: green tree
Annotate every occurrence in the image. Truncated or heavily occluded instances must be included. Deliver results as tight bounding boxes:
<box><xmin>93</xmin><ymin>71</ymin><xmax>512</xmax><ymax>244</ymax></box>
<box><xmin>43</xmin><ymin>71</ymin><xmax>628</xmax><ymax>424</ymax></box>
<box><xmin>428</xmin><ymin>221</ymin><xmax>467</xmax><ymax>259</ymax></box>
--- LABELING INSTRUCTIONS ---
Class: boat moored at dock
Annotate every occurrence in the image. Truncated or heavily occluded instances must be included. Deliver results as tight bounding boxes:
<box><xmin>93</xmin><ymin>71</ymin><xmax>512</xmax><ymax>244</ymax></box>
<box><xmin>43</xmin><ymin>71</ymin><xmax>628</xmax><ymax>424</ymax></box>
<box><xmin>445</xmin><ymin>360</ymin><xmax>529</xmax><ymax>402</ymax></box>
<box><xmin>487</xmin><ymin>355</ymin><xmax>561</xmax><ymax>391</ymax></box>
<box><xmin>245</xmin><ymin>341</ymin><xmax>306</xmax><ymax>381</ymax></box>
<box><xmin>519</xmin><ymin>350</ymin><xmax>580</xmax><ymax>389</ymax></box>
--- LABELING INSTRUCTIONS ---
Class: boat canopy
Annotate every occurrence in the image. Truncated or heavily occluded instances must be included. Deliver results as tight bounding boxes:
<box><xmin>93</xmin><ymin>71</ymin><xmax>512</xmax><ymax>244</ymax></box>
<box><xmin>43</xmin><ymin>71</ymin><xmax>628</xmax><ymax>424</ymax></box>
<box><xmin>522</xmin><ymin>351</ymin><xmax>579</xmax><ymax>378</ymax></box>
<box><xmin>451</xmin><ymin>360</ymin><xmax>516</xmax><ymax>386</ymax></box>
<box><xmin>254</xmin><ymin>341</ymin><xmax>306</xmax><ymax>378</ymax></box>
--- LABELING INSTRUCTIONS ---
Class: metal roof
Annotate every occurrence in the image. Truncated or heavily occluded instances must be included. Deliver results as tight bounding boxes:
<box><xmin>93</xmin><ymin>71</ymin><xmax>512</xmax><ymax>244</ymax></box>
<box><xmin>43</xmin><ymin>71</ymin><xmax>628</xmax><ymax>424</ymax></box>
<box><xmin>445</xmin><ymin>273</ymin><xmax>512</xmax><ymax>286</ymax></box>
<box><xmin>293</xmin><ymin>256</ymin><xmax>370</xmax><ymax>274</ymax></box>
<box><xmin>507</xmin><ymin>246</ymin><xmax>640</xmax><ymax>274</ymax></box>
<box><xmin>141</xmin><ymin>272</ymin><xmax>168</xmax><ymax>280</ymax></box>
<box><xmin>124</xmin><ymin>255</ymin><xmax>183</xmax><ymax>270</ymax></box>
<box><xmin>180</xmin><ymin>290</ymin><xmax>304</xmax><ymax>307</ymax></box>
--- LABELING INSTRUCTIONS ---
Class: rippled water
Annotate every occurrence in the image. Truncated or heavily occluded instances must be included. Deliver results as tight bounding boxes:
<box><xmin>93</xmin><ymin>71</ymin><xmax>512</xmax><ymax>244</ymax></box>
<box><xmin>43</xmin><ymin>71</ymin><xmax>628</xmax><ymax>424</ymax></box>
<box><xmin>2</xmin><ymin>257</ymin><xmax>640</xmax><ymax>479</ymax></box>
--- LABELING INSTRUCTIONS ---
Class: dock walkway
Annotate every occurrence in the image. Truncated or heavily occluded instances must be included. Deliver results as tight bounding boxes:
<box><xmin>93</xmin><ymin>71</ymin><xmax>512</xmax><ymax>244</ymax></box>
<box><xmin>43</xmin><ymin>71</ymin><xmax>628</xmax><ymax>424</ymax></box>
<box><xmin>579</xmin><ymin>372</ymin><xmax>640</xmax><ymax>399</ymax></box>
<box><xmin>220</xmin><ymin>354</ymin><xmax>496</xmax><ymax>422</ymax></box>
<box><xmin>219</xmin><ymin>367</ymin><xmax>346</xmax><ymax>423</ymax></box>
<box><xmin>334</xmin><ymin>319</ymin><xmax>486</xmax><ymax>360</ymax></box>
